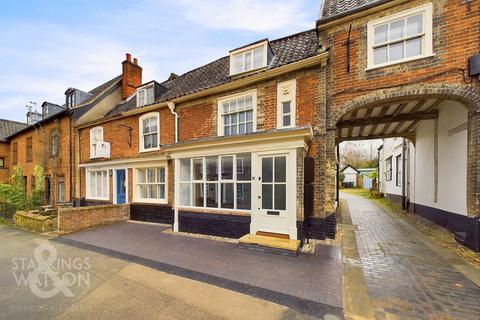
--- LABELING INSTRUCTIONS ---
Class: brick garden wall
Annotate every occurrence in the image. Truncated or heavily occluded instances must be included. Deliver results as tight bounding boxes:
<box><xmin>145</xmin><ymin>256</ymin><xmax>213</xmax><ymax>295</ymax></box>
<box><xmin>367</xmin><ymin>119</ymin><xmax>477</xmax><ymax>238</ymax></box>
<box><xmin>58</xmin><ymin>203</ymin><xmax>129</xmax><ymax>234</ymax></box>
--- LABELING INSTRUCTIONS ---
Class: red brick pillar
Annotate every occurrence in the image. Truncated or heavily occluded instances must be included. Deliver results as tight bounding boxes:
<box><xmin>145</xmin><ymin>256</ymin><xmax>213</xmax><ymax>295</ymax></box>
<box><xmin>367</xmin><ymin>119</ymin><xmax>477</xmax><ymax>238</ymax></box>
<box><xmin>467</xmin><ymin>110</ymin><xmax>480</xmax><ymax>218</ymax></box>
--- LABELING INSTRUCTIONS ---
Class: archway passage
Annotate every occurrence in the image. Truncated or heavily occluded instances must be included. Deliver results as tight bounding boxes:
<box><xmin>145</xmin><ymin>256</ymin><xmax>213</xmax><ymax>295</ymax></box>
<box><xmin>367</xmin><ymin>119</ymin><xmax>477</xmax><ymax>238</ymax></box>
<box><xmin>336</xmin><ymin>98</ymin><xmax>441</xmax><ymax>144</ymax></box>
<box><xmin>328</xmin><ymin>85</ymin><xmax>480</xmax><ymax>252</ymax></box>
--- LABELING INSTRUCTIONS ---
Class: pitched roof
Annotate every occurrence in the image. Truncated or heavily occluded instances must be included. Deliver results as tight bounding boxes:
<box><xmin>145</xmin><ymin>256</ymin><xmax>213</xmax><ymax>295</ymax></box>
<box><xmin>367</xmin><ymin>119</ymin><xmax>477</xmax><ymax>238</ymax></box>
<box><xmin>107</xmin><ymin>29</ymin><xmax>319</xmax><ymax>117</ymax></box>
<box><xmin>341</xmin><ymin>164</ymin><xmax>360</xmax><ymax>173</ymax></box>
<box><xmin>319</xmin><ymin>0</ymin><xmax>387</xmax><ymax>21</ymax></box>
<box><xmin>0</xmin><ymin>119</ymin><xmax>28</xmax><ymax>142</ymax></box>
<box><xmin>75</xmin><ymin>74</ymin><xmax>122</xmax><ymax>108</ymax></box>
<box><xmin>5</xmin><ymin>75</ymin><xmax>122</xmax><ymax>140</ymax></box>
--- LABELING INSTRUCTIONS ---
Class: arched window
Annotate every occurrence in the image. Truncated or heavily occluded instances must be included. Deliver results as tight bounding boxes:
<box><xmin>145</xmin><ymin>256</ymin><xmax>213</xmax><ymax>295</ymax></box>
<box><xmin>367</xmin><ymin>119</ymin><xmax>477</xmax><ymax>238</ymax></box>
<box><xmin>139</xmin><ymin>112</ymin><xmax>160</xmax><ymax>152</ymax></box>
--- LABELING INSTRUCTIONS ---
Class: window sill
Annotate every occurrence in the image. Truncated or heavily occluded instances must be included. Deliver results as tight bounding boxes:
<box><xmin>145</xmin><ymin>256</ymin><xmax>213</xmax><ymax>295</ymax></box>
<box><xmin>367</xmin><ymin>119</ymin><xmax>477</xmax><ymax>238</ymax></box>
<box><xmin>139</xmin><ymin>147</ymin><xmax>160</xmax><ymax>153</ymax></box>
<box><xmin>366</xmin><ymin>53</ymin><xmax>435</xmax><ymax>71</ymax></box>
<box><xmin>85</xmin><ymin>197</ymin><xmax>110</xmax><ymax>201</ymax></box>
<box><xmin>177</xmin><ymin>206</ymin><xmax>251</xmax><ymax>216</ymax></box>
<box><xmin>132</xmin><ymin>198</ymin><xmax>167</xmax><ymax>205</ymax></box>
<box><xmin>229</xmin><ymin>66</ymin><xmax>267</xmax><ymax>78</ymax></box>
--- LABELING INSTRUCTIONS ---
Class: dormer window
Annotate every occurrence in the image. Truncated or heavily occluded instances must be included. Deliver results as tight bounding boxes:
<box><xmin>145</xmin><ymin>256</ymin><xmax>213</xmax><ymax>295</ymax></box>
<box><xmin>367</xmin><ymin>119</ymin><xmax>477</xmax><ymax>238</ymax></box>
<box><xmin>66</xmin><ymin>93</ymin><xmax>75</xmax><ymax>108</ymax></box>
<box><xmin>230</xmin><ymin>41</ymin><xmax>269</xmax><ymax>76</ymax></box>
<box><xmin>137</xmin><ymin>85</ymin><xmax>154</xmax><ymax>107</ymax></box>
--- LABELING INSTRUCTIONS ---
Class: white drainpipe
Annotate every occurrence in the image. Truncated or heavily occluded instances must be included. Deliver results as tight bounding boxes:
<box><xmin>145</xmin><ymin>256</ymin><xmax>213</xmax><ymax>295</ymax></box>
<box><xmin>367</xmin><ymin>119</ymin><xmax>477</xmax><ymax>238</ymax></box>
<box><xmin>167</xmin><ymin>102</ymin><xmax>179</xmax><ymax>143</ymax></box>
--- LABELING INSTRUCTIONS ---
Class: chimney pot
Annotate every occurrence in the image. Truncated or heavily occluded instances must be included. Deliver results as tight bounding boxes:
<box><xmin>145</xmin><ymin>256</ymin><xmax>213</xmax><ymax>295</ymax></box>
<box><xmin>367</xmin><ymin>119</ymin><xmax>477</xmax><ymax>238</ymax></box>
<box><xmin>133</xmin><ymin>57</ymin><xmax>138</xmax><ymax>65</ymax></box>
<box><xmin>126</xmin><ymin>53</ymin><xmax>132</xmax><ymax>62</ymax></box>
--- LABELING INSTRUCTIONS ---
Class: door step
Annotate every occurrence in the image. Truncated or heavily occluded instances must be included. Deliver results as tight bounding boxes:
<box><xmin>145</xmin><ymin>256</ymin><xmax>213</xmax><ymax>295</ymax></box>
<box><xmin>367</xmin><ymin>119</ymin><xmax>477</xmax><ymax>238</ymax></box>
<box><xmin>238</xmin><ymin>234</ymin><xmax>300</xmax><ymax>256</ymax></box>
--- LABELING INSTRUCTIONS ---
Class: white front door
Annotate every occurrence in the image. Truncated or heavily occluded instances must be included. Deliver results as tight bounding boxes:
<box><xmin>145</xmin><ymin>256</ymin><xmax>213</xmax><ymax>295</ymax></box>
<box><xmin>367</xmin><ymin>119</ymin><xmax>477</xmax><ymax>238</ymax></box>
<box><xmin>251</xmin><ymin>151</ymin><xmax>297</xmax><ymax>239</ymax></box>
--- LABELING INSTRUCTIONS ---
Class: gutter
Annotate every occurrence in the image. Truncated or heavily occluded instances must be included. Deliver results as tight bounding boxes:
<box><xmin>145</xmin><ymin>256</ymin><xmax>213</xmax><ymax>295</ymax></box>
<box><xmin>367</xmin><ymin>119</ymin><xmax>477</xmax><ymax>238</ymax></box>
<box><xmin>167</xmin><ymin>102</ymin><xmax>179</xmax><ymax>144</ymax></box>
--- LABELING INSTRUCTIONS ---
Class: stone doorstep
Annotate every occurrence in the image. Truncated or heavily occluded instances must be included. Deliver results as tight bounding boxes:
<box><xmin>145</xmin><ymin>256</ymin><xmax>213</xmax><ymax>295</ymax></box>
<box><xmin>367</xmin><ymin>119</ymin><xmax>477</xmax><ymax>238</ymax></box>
<box><xmin>238</xmin><ymin>234</ymin><xmax>301</xmax><ymax>256</ymax></box>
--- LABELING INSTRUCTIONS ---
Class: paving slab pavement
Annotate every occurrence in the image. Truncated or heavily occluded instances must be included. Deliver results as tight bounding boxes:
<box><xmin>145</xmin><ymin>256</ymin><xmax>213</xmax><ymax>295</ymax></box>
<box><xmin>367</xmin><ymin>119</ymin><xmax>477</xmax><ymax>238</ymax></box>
<box><xmin>341</xmin><ymin>192</ymin><xmax>480</xmax><ymax>320</ymax></box>
<box><xmin>58</xmin><ymin>221</ymin><xmax>343</xmax><ymax>318</ymax></box>
<box><xmin>0</xmin><ymin>225</ymin><xmax>337</xmax><ymax>320</ymax></box>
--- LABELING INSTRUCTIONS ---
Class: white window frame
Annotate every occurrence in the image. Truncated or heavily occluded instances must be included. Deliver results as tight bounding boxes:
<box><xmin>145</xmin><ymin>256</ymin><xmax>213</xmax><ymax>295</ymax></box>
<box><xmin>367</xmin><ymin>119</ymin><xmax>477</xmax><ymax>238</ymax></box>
<box><xmin>177</xmin><ymin>154</ymin><xmax>252</xmax><ymax>212</ymax></box>
<box><xmin>136</xmin><ymin>85</ymin><xmax>154</xmax><ymax>107</ymax></box>
<box><xmin>367</xmin><ymin>2</ymin><xmax>433</xmax><ymax>70</ymax></box>
<box><xmin>133</xmin><ymin>166</ymin><xmax>167</xmax><ymax>204</ymax></box>
<box><xmin>89</xmin><ymin>126</ymin><xmax>104</xmax><ymax>159</ymax></box>
<box><xmin>86</xmin><ymin>169</ymin><xmax>109</xmax><ymax>201</ymax></box>
<box><xmin>229</xmin><ymin>42</ymin><xmax>268</xmax><ymax>76</ymax></box>
<box><xmin>276</xmin><ymin>79</ymin><xmax>297</xmax><ymax>129</ymax></box>
<box><xmin>217</xmin><ymin>90</ymin><xmax>257</xmax><ymax>137</ymax></box>
<box><xmin>139</xmin><ymin>112</ymin><xmax>160</xmax><ymax>152</ymax></box>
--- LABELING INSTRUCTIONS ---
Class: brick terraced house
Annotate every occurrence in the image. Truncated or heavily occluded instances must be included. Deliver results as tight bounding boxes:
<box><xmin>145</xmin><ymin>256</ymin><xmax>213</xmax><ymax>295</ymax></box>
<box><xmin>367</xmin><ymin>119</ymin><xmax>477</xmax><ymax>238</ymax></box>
<box><xmin>76</xmin><ymin>31</ymin><xmax>331</xmax><ymax>240</ymax></box>
<box><xmin>3</xmin><ymin>62</ymin><xmax>129</xmax><ymax>206</ymax></box>
<box><xmin>1</xmin><ymin>0</ymin><xmax>479</xmax><ymax>251</ymax></box>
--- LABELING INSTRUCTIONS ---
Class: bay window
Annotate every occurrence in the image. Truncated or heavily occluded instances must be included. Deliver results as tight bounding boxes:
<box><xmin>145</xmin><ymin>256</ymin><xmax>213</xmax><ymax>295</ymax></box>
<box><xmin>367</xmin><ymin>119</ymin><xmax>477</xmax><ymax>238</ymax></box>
<box><xmin>86</xmin><ymin>170</ymin><xmax>109</xmax><ymax>200</ymax></box>
<box><xmin>218</xmin><ymin>91</ymin><xmax>256</xmax><ymax>136</ymax></box>
<box><xmin>367</xmin><ymin>3</ymin><xmax>433</xmax><ymax>69</ymax></box>
<box><xmin>139</xmin><ymin>112</ymin><xmax>160</xmax><ymax>152</ymax></box>
<box><xmin>179</xmin><ymin>153</ymin><xmax>251</xmax><ymax>210</ymax></box>
<box><xmin>135</xmin><ymin>167</ymin><xmax>166</xmax><ymax>203</ymax></box>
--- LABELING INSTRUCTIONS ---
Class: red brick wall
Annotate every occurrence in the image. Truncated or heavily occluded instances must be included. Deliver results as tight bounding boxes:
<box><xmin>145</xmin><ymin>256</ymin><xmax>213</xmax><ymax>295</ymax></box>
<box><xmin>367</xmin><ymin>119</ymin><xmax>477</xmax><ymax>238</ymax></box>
<box><xmin>319</xmin><ymin>0</ymin><xmax>480</xmax><ymax>113</ymax></box>
<box><xmin>8</xmin><ymin>116</ymin><xmax>74</xmax><ymax>205</ymax></box>
<box><xmin>179</xmin><ymin>101</ymin><xmax>215</xmax><ymax>141</ymax></box>
<box><xmin>0</xmin><ymin>142</ymin><xmax>10</xmax><ymax>184</ymax></box>
<box><xmin>58</xmin><ymin>203</ymin><xmax>129</xmax><ymax>234</ymax></box>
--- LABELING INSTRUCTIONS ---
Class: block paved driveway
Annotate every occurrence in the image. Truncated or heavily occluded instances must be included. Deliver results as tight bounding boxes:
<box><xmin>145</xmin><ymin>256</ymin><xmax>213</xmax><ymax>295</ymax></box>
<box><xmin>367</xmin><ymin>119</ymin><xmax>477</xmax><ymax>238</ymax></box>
<box><xmin>342</xmin><ymin>192</ymin><xmax>480</xmax><ymax>320</ymax></box>
<box><xmin>59</xmin><ymin>221</ymin><xmax>343</xmax><ymax>318</ymax></box>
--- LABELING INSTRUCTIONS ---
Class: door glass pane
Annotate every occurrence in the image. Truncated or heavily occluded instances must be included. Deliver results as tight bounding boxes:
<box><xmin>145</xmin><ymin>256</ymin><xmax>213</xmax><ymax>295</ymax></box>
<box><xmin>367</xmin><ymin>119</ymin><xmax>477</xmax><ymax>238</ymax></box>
<box><xmin>389</xmin><ymin>42</ymin><xmax>404</xmax><ymax>61</ymax></box>
<box><xmin>221</xmin><ymin>183</ymin><xmax>234</xmax><ymax>209</ymax></box>
<box><xmin>274</xmin><ymin>184</ymin><xmax>286</xmax><ymax>210</ymax></box>
<box><xmin>390</xmin><ymin>19</ymin><xmax>404</xmax><ymax>41</ymax></box>
<box><xmin>193</xmin><ymin>158</ymin><xmax>203</xmax><ymax>180</ymax></box>
<box><xmin>179</xmin><ymin>183</ymin><xmax>191</xmax><ymax>206</ymax></box>
<box><xmin>236</xmin><ymin>183</ymin><xmax>251</xmax><ymax>210</ymax></box>
<box><xmin>180</xmin><ymin>159</ymin><xmax>191</xmax><ymax>181</ymax></box>
<box><xmin>374</xmin><ymin>46</ymin><xmax>387</xmax><ymax>65</ymax></box>
<box><xmin>283</xmin><ymin>115</ymin><xmax>291</xmax><ymax>127</ymax></box>
<box><xmin>221</xmin><ymin>156</ymin><xmax>233</xmax><ymax>180</ymax></box>
<box><xmin>193</xmin><ymin>183</ymin><xmax>204</xmax><ymax>207</ymax></box>
<box><xmin>206</xmin><ymin>183</ymin><xmax>218</xmax><ymax>207</ymax></box>
<box><xmin>407</xmin><ymin>14</ymin><xmax>423</xmax><ymax>36</ymax></box>
<box><xmin>262</xmin><ymin>184</ymin><xmax>273</xmax><ymax>209</ymax></box>
<box><xmin>282</xmin><ymin>101</ymin><xmax>291</xmax><ymax>114</ymax></box>
<box><xmin>374</xmin><ymin>24</ymin><xmax>388</xmax><ymax>44</ymax></box>
<box><xmin>236</xmin><ymin>153</ymin><xmax>251</xmax><ymax>181</ymax></box>
<box><xmin>206</xmin><ymin>157</ymin><xmax>218</xmax><ymax>181</ymax></box>
<box><xmin>274</xmin><ymin>157</ymin><xmax>286</xmax><ymax>182</ymax></box>
<box><xmin>262</xmin><ymin>157</ymin><xmax>273</xmax><ymax>183</ymax></box>
<box><xmin>406</xmin><ymin>37</ymin><xmax>422</xmax><ymax>58</ymax></box>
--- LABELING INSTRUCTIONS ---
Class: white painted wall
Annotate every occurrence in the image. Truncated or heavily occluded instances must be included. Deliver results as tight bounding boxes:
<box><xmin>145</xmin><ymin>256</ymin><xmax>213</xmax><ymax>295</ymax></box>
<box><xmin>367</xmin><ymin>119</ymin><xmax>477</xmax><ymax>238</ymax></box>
<box><xmin>342</xmin><ymin>166</ymin><xmax>358</xmax><ymax>186</ymax></box>
<box><xmin>414</xmin><ymin>100</ymin><xmax>468</xmax><ymax>216</ymax></box>
<box><xmin>379</xmin><ymin>100</ymin><xmax>468</xmax><ymax>216</ymax></box>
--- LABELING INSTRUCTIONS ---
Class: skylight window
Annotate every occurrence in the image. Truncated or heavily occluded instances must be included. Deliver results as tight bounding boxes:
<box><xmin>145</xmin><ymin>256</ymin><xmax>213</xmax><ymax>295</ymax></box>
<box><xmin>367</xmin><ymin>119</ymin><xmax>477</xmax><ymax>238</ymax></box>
<box><xmin>230</xmin><ymin>41</ymin><xmax>269</xmax><ymax>76</ymax></box>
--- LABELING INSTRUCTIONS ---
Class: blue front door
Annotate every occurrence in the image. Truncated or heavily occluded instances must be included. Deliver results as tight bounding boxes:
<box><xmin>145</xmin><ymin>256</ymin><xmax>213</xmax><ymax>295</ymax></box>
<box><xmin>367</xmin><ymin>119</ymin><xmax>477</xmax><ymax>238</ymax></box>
<box><xmin>116</xmin><ymin>170</ymin><xmax>126</xmax><ymax>204</ymax></box>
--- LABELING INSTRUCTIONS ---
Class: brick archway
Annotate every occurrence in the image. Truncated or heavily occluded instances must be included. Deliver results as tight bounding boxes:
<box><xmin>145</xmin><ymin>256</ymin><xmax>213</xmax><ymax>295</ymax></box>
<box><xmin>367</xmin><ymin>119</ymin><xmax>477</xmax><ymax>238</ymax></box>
<box><xmin>327</xmin><ymin>83</ymin><xmax>480</xmax><ymax>218</ymax></box>
<box><xmin>329</xmin><ymin>83</ymin><xmax>480</xmax><ymax>128</ymax></box>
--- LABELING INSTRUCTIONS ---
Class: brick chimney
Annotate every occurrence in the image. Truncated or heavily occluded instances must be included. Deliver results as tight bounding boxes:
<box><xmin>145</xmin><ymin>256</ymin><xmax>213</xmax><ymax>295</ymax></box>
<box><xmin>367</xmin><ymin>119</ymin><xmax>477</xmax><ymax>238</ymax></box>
<box><xmin>122</xmin><ymin>53</ymin><xmax>142</xmax><ymax>99</ymax></box>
